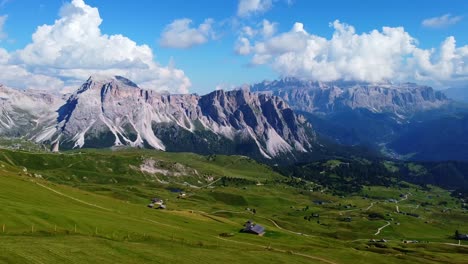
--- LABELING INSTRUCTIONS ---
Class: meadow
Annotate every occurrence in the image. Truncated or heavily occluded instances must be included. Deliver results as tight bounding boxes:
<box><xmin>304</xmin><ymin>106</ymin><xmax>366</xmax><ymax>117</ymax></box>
<box><xmin>0</xmin><ymin>148</ymin><xmax>467</xmax><ymax>263</ymax></box>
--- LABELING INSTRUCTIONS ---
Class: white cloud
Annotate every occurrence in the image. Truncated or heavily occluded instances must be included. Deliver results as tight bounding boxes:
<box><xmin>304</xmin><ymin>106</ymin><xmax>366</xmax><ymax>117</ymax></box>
<box><xmin>1</xmin><ymin>0</ymin><xmax>191</xmax><ymax>93</ymax></box>
<box><xmin>235</xmin><ymin>37</ymin><xmax>251</xmax><ymax>55</ymax></box>
<box><xmin>159</xmin><ymin>18</ymin><xmax>215</xmax><ymax>49</ymax></box>
<box><xmin>422</xmin><ymin>14</ymin><xmax>462</xmax><ymax>28</ymax></box>
<box><xmin>215</xmin><ymin>82</ymin><xmax>236</xmax><ymax>91</ymax></box>
<box><xmin>409</xmin><ymin>36</ymin><xmax>468</xmax><ymax>85</ymax></box>
<box><xmin>234</xmin><ymin>19</ymin><xmax>277</xmax><ymax>55</ymax></box>
<box><xmin>241</xmin><ymin>26</ymin><xmax>256</xmax><ymax>38</ymax></box>
<box><xmin>0</xmin><ymin>15</ymin><xmax>7</xmax><ymax>40</ymax></box>
<box><xmin>237</xmin><ymin>0</ymin><xmax>272</xmax><ymax>17</ymax></box>
<box><xmin>238</xmin><ymin>20</ymin><xmax>468</xmax><ymax>87</ymax></box>
<box><xmin>0</xmin><ymin>47</ymin><xmax>64</xmax><ymax>89</ymax></box>
<box><xmin>261</xmin><ymin>19</ymin><xmax>277</xmax><ymax>37</ymax></box>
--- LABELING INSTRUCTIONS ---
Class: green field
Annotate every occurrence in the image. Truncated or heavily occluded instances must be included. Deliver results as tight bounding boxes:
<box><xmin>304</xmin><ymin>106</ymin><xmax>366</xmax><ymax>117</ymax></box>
<box><xmin>0</xmin><ymin>148</ymin><xmax>467</xmax><ymax>263</ymax></box>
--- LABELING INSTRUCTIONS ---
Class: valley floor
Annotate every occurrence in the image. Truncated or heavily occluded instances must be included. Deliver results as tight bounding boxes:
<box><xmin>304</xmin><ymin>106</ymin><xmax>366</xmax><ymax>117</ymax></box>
<box><xmin>0</xmin><ymin>149</ymin><xmax>467</xmax><ymax>263</ymax></box>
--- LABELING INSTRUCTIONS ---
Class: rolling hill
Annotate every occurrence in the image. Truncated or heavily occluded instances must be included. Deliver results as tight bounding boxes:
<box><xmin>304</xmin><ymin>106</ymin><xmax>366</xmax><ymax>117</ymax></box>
<box><xmin>0</xmin><ymin>148</ymin><xmax>467</xmax><ymax>263</ymax></box>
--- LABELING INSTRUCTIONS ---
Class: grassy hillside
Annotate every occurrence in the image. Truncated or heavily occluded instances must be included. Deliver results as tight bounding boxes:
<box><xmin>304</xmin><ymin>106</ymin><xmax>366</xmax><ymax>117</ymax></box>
<box><xmin>0</xmin><ymin>148</ymin><xmax>467</xmax><ymax>263</ymax></box>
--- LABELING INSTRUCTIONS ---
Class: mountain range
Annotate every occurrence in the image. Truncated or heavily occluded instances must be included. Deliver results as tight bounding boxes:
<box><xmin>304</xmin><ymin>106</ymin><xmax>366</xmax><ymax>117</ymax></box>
<box><xmin>250</xmin><ymin>78</ymin><xmax>468</xmax><ymax>161</ymax></box>
<box><xmin>1</xmin><ymin>76</ymin><xmax>468</xmax><ymax>162</ymax></box>
<box><xmin>0</xmin><ymin>76</ymin><xmax>315</xmax><ymax>160</ymax></box>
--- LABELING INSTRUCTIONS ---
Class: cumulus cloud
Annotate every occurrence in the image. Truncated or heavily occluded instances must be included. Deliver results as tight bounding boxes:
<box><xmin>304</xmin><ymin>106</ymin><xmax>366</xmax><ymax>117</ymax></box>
<box><xmin>159</xmin><ymin>18</ymin><xmax>215</xmax><ymax>49</ymax></box>
<box><xmin>1</xmin><ymin>0</ymin><xmax>191</xmax><ymax>93</ymax></box>
<box><xmin>261</xmin><ymin>19</ymin><xmax>277</xmax><ymax>37</ymax></box>
<box><xmin>0</xmin><ymin>15</ymin><xmax>7</xmax><ymax>40</ymax></box>
<box><xmin>237</xmin><ymin>0</ymin><xmax>272</xmax><ymax>17</ymax></box>
<box><xmin>241</xmin><ymin>26</ymin><xmax>256</xmax><ymax>38</ymax></box>
<box><xmin>409</xmin><ymin>37</ymin><xmax>468</xmax><ymax>85</ymax></box>
<box><xmin>237</xmin><ymin>20</ymin><xmax>468</xmax><ymax>87</ymax></box>
<box><xmin>234</xmin><ymin>19</ymin><xmax>277</xmax><ymax>55</ymax></box>
<box><xmin>235</xmin><ymin>37</ymin><xmax>252</xmax><ymax>55</ymax></box>
<box><xmin>422</xmin><ymin>14</ymin><xmax>462</xmax><ymax>28</ymax></box>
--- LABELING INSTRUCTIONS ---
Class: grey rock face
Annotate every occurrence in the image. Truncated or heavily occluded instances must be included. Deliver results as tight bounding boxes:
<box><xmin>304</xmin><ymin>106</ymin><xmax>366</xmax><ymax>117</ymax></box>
<box><xmin>250</xmin><ymin>78</ymin><xmax>449</xmax><ymax>115</ymax></box>
<box><xmin>0</xmin><ymin>84</ymin><xmax>64</xmax><ymax>138</ymax></box>
<box><xmin>0</xmin><ymin>76</ymin><xmax>315</xmax><ymax>159</ymax></box>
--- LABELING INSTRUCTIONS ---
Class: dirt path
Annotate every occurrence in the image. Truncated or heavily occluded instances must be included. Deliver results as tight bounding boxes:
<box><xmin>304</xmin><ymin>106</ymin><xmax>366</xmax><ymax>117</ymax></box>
<box><xmin>258</xmin><ymin>216</ymin><xmax>315</xmax><ymax>237</ymax></box>
<box><xmin>374</xmin><ymin>221</ymin><xmax>391</xmax><ymax>236</ymax></box>
<box><xmin>339</xmin><ymin>201</ymin><xmax>374</xmax><ymax>216</ymax></box>
<box><xmin>35</xmin><ymin>181</ymin><xmax>113</xmax><ymax>212</ymax></box>
<box><xmin>200</xmin><ymin>178</ymin><xmax>221</xmax><ymax>188</ymax></box>
<box><xmin>211</xmin><ymin>209</ymin><xmax>315</xmax><ymax>237</ymax></box>
<box><xmin>35</xmin><ymin>180</ymin><xmax>193</xmax><ymax>230</ymax></box>
<box><xmin>216</xmin><ymin>236</ymin><xmax>338</xmax><ymax>264</ymax></box>
<box><xmin>364</xmin><ymin>202</ymin><xmax>375</xmax><ymax>211</ymax></box>
<box><xmin>441</xmin><ymin>242</ymin><xmax>468</xmax><ymax>248</ymax></box>
<box><xmin>211</xmin><ymin>209</ymin><xmax>253</xmax><ymax>215</ymax></box>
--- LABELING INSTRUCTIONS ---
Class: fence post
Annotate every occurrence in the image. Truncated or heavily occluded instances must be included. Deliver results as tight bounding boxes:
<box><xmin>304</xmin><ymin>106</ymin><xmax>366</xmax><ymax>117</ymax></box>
<box><xmin>2</xmin><ymin>224</ymin><xmax>4</xmax><ymax>233</ymax></box>
<box><xmin>74</xmin><ymin>224</ymin><xmax>77</xmax><ymax>233</ymax></box>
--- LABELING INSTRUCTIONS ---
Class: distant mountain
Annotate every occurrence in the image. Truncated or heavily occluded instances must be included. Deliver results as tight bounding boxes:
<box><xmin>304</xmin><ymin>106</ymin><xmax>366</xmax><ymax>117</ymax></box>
<box><xmin>3</xmin><ymin>76</ymin><xmax>467</xmax><ymax>162</ymax></box>
<box><xmin>0</xmin><ymin>84</ymin><xmax>65</xmax><ymax>138</ymax></box>
<box><xmin>250</xmin><ymin>78</ymin><xmax>468</xmax><ymax>161</ymax></box>
<box><xmin>0</xmin><ymin>76</ymin><xmax>316</xmax><ymax>160</ymax></box>
<box><xmin>251</xmin><ymin>78</ymin><xmax>449</xmax><ymax>115</ymax></box>
<box><xmin>443</xmin><ymin>87</ymin><xmax>468</xmax><ymax>103</ymax></box>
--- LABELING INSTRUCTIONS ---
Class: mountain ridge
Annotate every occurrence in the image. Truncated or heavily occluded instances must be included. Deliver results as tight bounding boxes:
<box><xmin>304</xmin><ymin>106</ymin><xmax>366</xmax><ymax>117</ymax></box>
<box><xmin>249</xmin><ymin>77</ymin><xmax>468</xmax><ymax>162</ymax></box>
<box><xmin>0</xmin><ymin>76</ymin><xmax>316</xmax><ymax>160</ymax></box>
<box><xmin>250</xmin><ymin>77</ymin><xmax>450</xmax><ymax>116</ymax></box>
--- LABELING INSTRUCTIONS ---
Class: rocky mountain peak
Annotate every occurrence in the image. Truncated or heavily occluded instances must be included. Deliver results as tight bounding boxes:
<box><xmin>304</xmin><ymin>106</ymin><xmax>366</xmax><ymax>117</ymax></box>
<box><xmin>3</xmin><ymin>76</ymin><xmax>316</xmax><ymax>159</ymax></box>
<box><xmin>77</xmin><ymin>75</ymin><xmax>140</xmax><ymax>94</ymax></box>
<box><xmin>251</xmin><ymin>78</ymin><xmax>450</xmax><ymax>115</ymax></box>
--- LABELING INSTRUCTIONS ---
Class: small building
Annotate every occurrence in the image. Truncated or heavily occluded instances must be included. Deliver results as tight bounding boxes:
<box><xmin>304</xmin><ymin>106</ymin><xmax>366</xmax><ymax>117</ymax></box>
<box><xmin>242</xmin><ymin>220</ymin><xmax>265</xmax><ymax>236</ymax></box>
<box><xmin>313</xmin><ymin>200</ymin><xmax>327</xmax><ymax>205</ymax></box>
<box><xmin>403</xmin><ymin>240</ymin><xmax>419</xmax><ymax>244</ymax></box>
<box><xmin>156</xmin><ymin>204</ymin><xmax>166</xmax><ymax>210</ymax></box>
<box><xmin>149</xmin><ymin>197</ymin><xmax>166</xmax><ymax>209</ymax></box>
<box><xmin>152</xmin><ymin>198</ymin><xmax>164</xmax><ymax>205</ymax></box>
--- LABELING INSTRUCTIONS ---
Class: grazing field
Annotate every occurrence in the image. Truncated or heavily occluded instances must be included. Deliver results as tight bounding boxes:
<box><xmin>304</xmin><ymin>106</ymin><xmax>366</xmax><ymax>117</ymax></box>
<box><xmin>0</xmin><ymin>148</ymin><xmax>467</xmax><ymax>263</ymax></box>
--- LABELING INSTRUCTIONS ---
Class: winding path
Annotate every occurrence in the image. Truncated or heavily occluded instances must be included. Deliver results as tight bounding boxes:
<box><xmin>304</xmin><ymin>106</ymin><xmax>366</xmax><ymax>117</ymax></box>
<box><xmin>34</xmin><ymin>181</ymin><xmax>336</xmax><ymax>264</ymax></box>
<box><xmin>216</xmin><ymin>236</ymin><xmax>337</xmax><ymax>264</ymax></box>
<box><xmin>374</xmin><ymin>221</ymin><xmax>391</xmax><ymax>236</ymax></box>
<box><xmin>35</xmin><ymin>181</ymin><xmax>113</xmax><ymax>212</ymax></box>
<box><xmin>364</xmin><ymin>202</ymin><xmax>375</xmax><ymax>211</ymax></box>
<box><xmin>211</xmin><ymin>210</ymin><xmax>315</xmax><ymax>237</ymax></box>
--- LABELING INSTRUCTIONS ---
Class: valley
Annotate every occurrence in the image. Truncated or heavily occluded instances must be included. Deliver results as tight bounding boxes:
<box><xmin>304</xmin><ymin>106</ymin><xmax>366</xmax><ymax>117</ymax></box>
<box><xmin>1</xmin><ymin>0</ymin><xmax>468</xmax><ymax>263</ymax></box>
<box><xmin>0</xmin><ymin>148</ymin><xmax>466</xmax><ymax>263</ymax></box>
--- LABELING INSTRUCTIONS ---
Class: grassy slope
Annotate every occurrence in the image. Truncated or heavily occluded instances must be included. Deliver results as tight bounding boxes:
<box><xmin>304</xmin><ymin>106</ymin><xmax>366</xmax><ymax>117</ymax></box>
<box><xmin>0</xmin><ymin>149</ymin><xmax>467</xmax><ymax>263</ymax></box>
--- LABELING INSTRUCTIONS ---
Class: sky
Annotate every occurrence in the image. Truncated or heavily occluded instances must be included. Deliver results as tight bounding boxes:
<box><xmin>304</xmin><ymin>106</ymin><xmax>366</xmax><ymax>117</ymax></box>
<box><xmin>0</xmin><ymin>0</ymin><xmax>467</xmax><ymax>94</ymax></box>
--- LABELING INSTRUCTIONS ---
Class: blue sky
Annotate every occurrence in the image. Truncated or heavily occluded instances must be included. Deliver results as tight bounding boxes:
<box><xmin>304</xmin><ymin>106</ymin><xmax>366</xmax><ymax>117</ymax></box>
<box><xmin>0</xmin><ymin>0</ymin><xmax>467</xmax><ymax>94</ymax></box>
